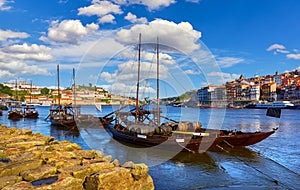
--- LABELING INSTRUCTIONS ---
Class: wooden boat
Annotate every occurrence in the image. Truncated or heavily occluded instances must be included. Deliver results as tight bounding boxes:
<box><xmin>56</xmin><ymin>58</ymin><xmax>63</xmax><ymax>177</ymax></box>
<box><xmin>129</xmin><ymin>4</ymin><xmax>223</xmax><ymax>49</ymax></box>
<box><xmin>23</xmin><ymin>104</ymin><xmax>39</xmax><ymax>118</ymax></box>
<box><xmin>100</xmin><ymin>34</ymin><xmax>277</xmax><ymax>153</ymax></box>
<box><xmin>7</xmin><ymin>101</ymin><xmax>23</xmax><ymax>120</ymax></box>
<box><xmin>24</xmin><ymin>81</ymin><xmax>39</xmax><ymax>119</ymax></box>
<box><xmin>49</xmin><ymin>104</ymin><xmax>77</xmax><ymax>130</ymax></box>
<box><xmin>47</xmin><ymin>65</ymin><xmax>77</xmax><ymax>131</ymax></box>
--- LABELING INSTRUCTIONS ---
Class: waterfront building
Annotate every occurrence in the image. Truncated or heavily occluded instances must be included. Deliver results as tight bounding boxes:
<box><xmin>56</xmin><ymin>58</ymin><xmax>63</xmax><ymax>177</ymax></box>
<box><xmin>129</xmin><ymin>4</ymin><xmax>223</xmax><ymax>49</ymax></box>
<box><xmin>198</xmin><ymin>85</ymin><xmax>227</xmax><ymax>107</ymax></box>
<box><xmin>250</xmin><ymin>85</ymin><xmax>260</xmax><ymax>101</ymax></box>
<box><xmin>261</xmin><ymin>82</ymin><xmax>276</xmax><ymax>101</ymax></box>
<box><xmin>274</xmin><ymin>72</ymin><xmax>283</xmax><ymax>86</ymax></box>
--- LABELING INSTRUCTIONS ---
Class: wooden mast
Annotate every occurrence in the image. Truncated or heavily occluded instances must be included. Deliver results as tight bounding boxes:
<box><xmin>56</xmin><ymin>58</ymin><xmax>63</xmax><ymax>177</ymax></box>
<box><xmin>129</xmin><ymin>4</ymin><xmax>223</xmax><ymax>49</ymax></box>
<box><xmin>135</xmin><ymin>33</ymin><xmax>141</xmax><ymax>124</ymax></box>
<box><xmin>57</xmin><ymin>65</ymin><xmax>61</xmax><ymax>113</ymax></box>
<box><xmin>156</xmin><ymin>37</ymin><xmax>160</xmax><ymax>125</ymax></box>
<box><xmin>30</xmin><ymin>80</ymin><xmax>32</xmax><ymax>104</ymax></box>
<box><xmin>73</xmin><ymin>68</ymin><xmax>77</xmax><ymax>116</ymax></box>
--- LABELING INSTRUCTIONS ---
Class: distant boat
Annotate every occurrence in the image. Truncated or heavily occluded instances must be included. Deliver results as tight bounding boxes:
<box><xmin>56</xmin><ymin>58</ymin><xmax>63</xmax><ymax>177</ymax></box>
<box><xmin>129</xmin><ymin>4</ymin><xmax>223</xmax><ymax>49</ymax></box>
<box><xmin>23</xmin><ymin>104</ymin><xmax>39</xmax><ymax>119</ymax></box>
<box><xmin>246</xmin><ymin>101</ymin><xmax>294</xmax><ymax>109</ymax></box>
<box><xmin>100</xmin><ymin>34</ymin><xmax>277</xmax><ymax>153</ymax></box>
<box><xmin>95</xmin><ymin>103</ymin><xmax>102</xmax><ymax>112</ymax></box>
<box><xmin>8</xmin><ymin>101</ymin><xmax>23</xmax><ymax>120</ymax></box>
<box><xmin>23</xmin><ymin>80</ymin><xmax>39</xmax><ymax>119</ymax></box>
<box><xmin>47</xmin><ymin>65</ymin><xmax>77</xmax><ymax>131</ymax></box>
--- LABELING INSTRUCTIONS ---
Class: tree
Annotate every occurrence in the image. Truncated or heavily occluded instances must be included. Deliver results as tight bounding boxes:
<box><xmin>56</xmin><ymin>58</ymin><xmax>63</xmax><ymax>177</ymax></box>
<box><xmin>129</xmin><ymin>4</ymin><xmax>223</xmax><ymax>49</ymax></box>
<box><xmin>41</xmin><ymin>87</ymin><xmax>50</xmax><ymax>95</ymax></box>
<box><xmin>0</xmin><ymin>84</ymin><xmax>13</xmax><ymax>96</ymax></box>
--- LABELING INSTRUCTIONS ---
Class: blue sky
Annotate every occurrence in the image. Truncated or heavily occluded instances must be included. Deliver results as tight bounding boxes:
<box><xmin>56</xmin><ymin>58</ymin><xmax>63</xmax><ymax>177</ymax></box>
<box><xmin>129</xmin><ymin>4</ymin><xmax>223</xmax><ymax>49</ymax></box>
<box><xmin>0</xmin><ymin>0</ymin><xmax>299</xmax><ymax>96</ymax></box>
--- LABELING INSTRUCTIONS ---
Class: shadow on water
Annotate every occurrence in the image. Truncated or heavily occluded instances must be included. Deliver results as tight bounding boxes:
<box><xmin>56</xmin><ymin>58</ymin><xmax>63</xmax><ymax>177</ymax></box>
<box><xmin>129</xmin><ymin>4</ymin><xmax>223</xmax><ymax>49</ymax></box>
<box><xmin>49</xmin><ymin>125</ymin><xmax>80</xmax><ymax>138</ymax></box>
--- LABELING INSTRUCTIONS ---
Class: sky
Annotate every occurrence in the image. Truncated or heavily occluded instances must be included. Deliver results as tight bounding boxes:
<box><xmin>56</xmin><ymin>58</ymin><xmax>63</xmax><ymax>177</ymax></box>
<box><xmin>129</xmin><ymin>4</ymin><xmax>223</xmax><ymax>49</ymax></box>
<box><xmin>0</xmin><ymin>0</ymin><xmax>300</xmax><ymax>97</ymax></box>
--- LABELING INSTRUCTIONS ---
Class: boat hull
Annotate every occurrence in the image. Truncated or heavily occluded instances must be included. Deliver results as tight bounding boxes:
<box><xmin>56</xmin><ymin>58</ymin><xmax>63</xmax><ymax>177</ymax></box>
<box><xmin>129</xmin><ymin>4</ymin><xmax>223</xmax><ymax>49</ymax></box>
<box><xmin>50</xmin><ymin>118</ymin><xmax>77</xmax><ymax>130</ymax></box>
<box><xmin>8</xmin><ymin>111</ymin><xmax>23</xmax><ymax>120</ymax></box>
<box><xmin>24</xmin><ymin>112</ymin><xmax>39</xmax><ymax>119</ymax></box>
<box><xmin>104</xmin><ymin>124</ymin><xmax>276</xmax><ymax>153</ymax></box>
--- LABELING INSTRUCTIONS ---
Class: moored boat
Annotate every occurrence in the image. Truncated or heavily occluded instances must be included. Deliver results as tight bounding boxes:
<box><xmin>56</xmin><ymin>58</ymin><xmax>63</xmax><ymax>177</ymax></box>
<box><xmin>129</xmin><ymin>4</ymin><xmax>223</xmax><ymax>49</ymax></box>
<box><xmin>7</xmin><ymin>101</ymin><xmax>23</xmax><ymax>120</ymax></box>
<box><xmin>245</xmin><ymin>101</ymin><xmax>295</xmax><ymax>109</ymax></box>
<box><xmin>100</xmin><ymin>34</ymin><xmax>278</xmax><ymax>153</ymax></box>
<box><xmin>23</xmin><ymin>104</ymin><xmax>39</xmax><ymax>119</ymax></box>
<box><xmin>46</xmin><ymin>65</ymin><xmax>77</xmax><ymax>131</ymax></box>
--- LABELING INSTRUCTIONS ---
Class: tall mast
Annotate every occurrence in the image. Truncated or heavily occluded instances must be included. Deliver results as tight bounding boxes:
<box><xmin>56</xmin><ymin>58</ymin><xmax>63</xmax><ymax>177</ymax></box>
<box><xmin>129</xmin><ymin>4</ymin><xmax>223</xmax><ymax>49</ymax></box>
<box><xmin>73</xmin><ymin>68</ymin><xmax>77</xmax><ymax>115</ymax></box>
<box><xmin>15</xmin><ymin>79</ymin><xmax>18</xmax><ymax>100</ymax></box>
<box><xmin>30</xmin><ymin>80</ymin><xmax>32</xmax><ymax>104</ymax></box>
<box><xmin>57</xmin><ymin>65</ymin><xmax>61</xmax><ymax>109</ymax></box>
<box><xmin>156</xmin><ymin>37</ymin><xmax>160</xmax><ymax>125</ymax></box>
<box><xmin>135</xmin><ymin>33</ymin><xmax>141</xmax><ymax>123</ymax></box>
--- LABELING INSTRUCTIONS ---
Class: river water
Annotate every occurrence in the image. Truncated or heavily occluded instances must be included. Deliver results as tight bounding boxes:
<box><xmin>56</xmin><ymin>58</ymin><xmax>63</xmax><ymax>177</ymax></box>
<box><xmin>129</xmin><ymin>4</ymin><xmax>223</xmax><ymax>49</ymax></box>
<box><xmin>1</xmin><ymin>106</ymin><xmax>299</xmax><ymax>189</ymax></box>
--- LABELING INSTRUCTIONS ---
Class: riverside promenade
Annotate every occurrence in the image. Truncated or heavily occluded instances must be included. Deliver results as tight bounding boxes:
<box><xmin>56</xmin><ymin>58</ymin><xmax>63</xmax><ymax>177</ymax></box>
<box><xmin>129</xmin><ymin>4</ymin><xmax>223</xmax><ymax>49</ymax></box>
<box><xmin>0</xmin><ymin>125</ymin><xmax>154</xmax><ymax>190</ymax></box>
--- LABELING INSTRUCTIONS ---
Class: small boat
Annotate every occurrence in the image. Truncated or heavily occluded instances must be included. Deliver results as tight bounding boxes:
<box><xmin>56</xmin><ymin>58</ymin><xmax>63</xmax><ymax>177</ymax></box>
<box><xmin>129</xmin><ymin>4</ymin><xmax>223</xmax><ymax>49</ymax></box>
<box><xmin>95</xmin><ymin>103</ymin><xmax>102</xmax><ymax>112</ymax></box>
<box><xmin>7</xmin><ymin>101</ymin><xmax>23</xmax><ymax>120</ymax></box>
<box><xmin>245</xmin><ymin>101</ymin><xmax>294</xmax><ymax>109</ymax></box>
<box><xmin>49</xmin><ymin>104</ymin><xmax>77</xmax><ymax>129</ymax></box>
<box><xmin>100</xmin><ymin>34</ymin><xmax>278</xmax><ymax>153</ymax></box>
<box><xmin>23</xmin><ymin>104</ymin><xmax>39</xmax><ymax>119</ymax></box>
<box><xmin>23</xmin><ymin>81</ymin><xmax>39</xmax><ymax>119</ymax></box>
<box><xmin>47</xmin><ymin>65</ymin><xmax>77</xmax><ymax>131</ymax></box>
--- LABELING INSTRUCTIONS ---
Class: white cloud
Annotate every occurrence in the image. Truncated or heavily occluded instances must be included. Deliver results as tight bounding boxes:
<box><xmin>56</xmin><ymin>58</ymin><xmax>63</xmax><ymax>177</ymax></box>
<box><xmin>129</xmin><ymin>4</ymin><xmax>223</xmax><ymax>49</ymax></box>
<box><xmin>2</xmin><ymin>43</ymin><xmax>52</xmax><ymax>61</ymax></box>
<box><xmin>125</xmin><ymin>12</ymin><xmax>148</xmax><ymax>24</ymax></box>
<box><xmin>276</xmin><ymin>49</ymin><xmax>289</xmax><ymax>54</ymax></box>
<box><xmin>86</xmin><ymin>23</ymin><xmax>99</xmax><ymax>32</ymax></box>
<box><xmin>287</xmin><ymin>53</ymin><xmax>300</xmax><ymax>60</ymax></box>
<box><xmin>0</xmin><ymin>29</ymin><xmax>29</xmax><ymax>41</ymax></box>
<box><xmin>98</xmin><ymin>14</ymin><xmax>115</xmax><ymax>24</ymax></box>
<box><xmin>112</xmin><ymin>0</ymin><xmax>176</xmax><ymax>11</ymax></box>
<box><xmin>0</xmin><ymin>0</ymin><xmax>12</xmax><ymax>11</ymax></box>
<box><xmin>184</xmin><ymin>69</ymin><xmax>201</xmax><ymax>75</ymax></box>
<box><xmin>108</xmin><ymin>82</ymin><xmax>155</xmax><ymax>97</ymax></box>
<box><xmin>116</xmin><ymin>19</ymin><xmax>201</xmax><ymax>53</ymax></box>
<box><xmin>207</xmin><ymin>72</ymin><xmax>240</xmax><ymax>84</ymax></box>
<box><xmin>100</xmin><ymin>61</ymin><xmax>168</xmax><ymax>84</ymax></box>
<box><xmin>78</xmin><ymin>0</ymin><xmax>122</xmax><ymax>16</ymax></box>
<box><xmin>0</xmin><ymin>60</ymin><xmax>49</xmax><ymax>79</ymax></box>
<box><xmin>216</xmin><ymin>57</ymin><xmax>245</xmax><ymax>68</ymax></box>
<box><xmin>266</xmin><ymin>43</ymin><xmax>286</xmax><ymax>51</ymax></box>
<box><xmin>40</xmin><ymin>20</ymin><xmax>99</xmax><ymax>44</ymax></box>
<box><xmin>122</xmin><ymin>50</ymin><xmax>176</xmax><ymax>65</ymax></box>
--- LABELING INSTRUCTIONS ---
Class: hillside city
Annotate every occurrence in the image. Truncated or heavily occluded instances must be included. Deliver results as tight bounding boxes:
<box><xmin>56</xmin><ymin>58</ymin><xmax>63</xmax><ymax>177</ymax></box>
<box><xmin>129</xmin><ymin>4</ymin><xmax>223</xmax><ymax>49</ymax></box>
<box><xmin>0</xmin><ymin>70</ymin><xmax>299</xmax><ymax>108</ymax></box>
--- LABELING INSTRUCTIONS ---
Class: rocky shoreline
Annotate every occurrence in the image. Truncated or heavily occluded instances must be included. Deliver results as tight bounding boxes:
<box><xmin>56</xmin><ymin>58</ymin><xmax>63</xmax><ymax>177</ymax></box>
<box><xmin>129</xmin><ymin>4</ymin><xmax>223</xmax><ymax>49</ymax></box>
<box><xmin>0</xmin><ymin>125</ymin><xmax>154</xmax><ymax>190</ymax></box>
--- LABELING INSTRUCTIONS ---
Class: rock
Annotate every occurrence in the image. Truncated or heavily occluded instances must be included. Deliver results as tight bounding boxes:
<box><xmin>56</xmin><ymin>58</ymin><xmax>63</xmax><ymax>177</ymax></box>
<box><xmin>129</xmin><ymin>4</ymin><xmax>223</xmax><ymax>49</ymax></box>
<box><xmin>84</xmin><ymin>167</ymin><xmax>132</xmax><ymax>190</ymax></box>
<box><xmin>122</xmin><ymin>161</ymin><xmax>135</xmax><ymax>168</ymax></box>
<box><xmin>0</xmin><ymin>126</ymin><xmax>154</xmax><ymax>189</ymax></box>
<box><xmin>58</xmin><ymin>165</ymin><xmax>93</xmax><ymax>180</ymax></box>
<box><xmin>35</xmin><ymin>174</ymin><xmax>83</xmax><ymax>190</ymax></box>
<box><xmin>89</xmin><ymin>162</ymin><xmax>114</xmax><ymax>173</ymax></box>
<box><xmin>102</xmin><ymin>155</ymin><xmax>112</xmax><ymax>162</ymax></box>
<box><xmin>0</xmin><ymin>176</ymin><xmax>22</xmax><ymax>189</ymax></box>
<box><xmin>131</xmin><ymin>163</ymin><xmax>149</xmax><ymax>180</ymax></box>
<box><xmin>2</xmin><ymin>181</ymin><xmax>34</xmax><ymax>190</ymax></box>
<box><xmin>112</xmin><ymin>159</ymin><xmax>120</xmax><ymax>167</ymax></box>
<box><xmin>122</xmin><ymin>162</ymin><xmax>149</xmax><ymax>180</ymax></box>
<box><xmin>0</xmin><ymin>159</ymin><xmax>43</xmax><ymax>177</ymax></box>
<box><xmin>21</xmin><ymin>165</ymin><xmax>57</xmax><ymax>181</ymax></box>
<box><xmin>6</xmin><ymin>141</ymin><xmax>47</xmax><ymax>150</ymax></box>
<box><xmin>74</xmin><ymin>150</ymin><xmax>97</xmax><ymax>159</ymax></box>
<box><xmin>65</xmin><ymin>143</ymin><xmax>82</xmax><ymax>151</ymax></box>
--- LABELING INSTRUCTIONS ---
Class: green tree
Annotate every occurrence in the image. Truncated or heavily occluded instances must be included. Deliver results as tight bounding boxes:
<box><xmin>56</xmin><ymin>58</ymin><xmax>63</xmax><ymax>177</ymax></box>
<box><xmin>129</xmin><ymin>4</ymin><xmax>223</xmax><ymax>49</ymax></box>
<box><xmin>0</xmin><ymin>84</ymin><xmax>13</xmax><ymax>96</ymax></box>
<box><xmin>41</xmin><ymin>87</ymin><xmax>50</xmax><ymax>95</ymax></box>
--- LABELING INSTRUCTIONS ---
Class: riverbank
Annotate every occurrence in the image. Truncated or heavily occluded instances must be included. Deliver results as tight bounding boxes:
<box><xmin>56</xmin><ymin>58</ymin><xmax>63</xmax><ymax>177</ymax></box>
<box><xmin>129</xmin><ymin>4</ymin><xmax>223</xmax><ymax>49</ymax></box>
<box><xmin>0</xmin><ymin>125</ymin><xmax>154</xmax><ymax>190</ymax></box>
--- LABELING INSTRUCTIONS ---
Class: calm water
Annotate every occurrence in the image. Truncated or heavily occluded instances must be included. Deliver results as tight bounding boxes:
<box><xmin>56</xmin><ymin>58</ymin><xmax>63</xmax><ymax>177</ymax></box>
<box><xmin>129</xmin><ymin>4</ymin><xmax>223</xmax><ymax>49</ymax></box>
<box><xmin>1</xmin><ymin>106</ymin><xmax>299</xmax><ymax>189</ymax></box>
